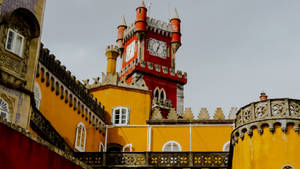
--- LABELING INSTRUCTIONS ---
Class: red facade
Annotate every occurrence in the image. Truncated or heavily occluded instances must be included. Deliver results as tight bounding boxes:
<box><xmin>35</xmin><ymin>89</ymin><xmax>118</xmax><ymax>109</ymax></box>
<box><xmin>0</xmin><ymin>122</ymin><xmax>84</xmax><ymax>169</ymax></box>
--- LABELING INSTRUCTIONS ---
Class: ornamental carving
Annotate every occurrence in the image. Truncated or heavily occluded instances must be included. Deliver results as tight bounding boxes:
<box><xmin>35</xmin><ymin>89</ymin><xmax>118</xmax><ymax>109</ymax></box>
<box><xmin>271</xmin><ymin>101</ymin><xmax>287</xmax><ymax>117</ymax></box>
<box><xmin>233</xmin><ymin>98</ymin><xmax>300</xmax><ymax>142</ymax></box>
<box><xmin>289</xmin><ymin>101</ymin><xmax>300</xmax><ymax>117</ymax></box>
<box><xmin>255</xmin><ymin>102</ymin><xmax>268</xmax><ymax>119</ymax></box>
<box><xmin>243</xmin><ymin>107</ymin><xmax>251</xmax><ymax>122</ymax></box>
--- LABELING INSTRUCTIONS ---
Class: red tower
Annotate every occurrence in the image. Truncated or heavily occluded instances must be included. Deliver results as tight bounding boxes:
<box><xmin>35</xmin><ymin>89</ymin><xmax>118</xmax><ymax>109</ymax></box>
<box><xmin>119</xmin><ymin>2</ymin><xmax>187</xmax><ymax>118</ymax></box>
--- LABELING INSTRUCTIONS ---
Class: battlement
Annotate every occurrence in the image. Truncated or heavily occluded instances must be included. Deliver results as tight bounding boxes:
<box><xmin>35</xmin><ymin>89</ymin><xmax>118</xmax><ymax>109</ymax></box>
<box><xmin>84</xmin><ymin>72</ymin><xmax>149</xmax><ymax>91</ymax></box>
<box><xmin>120</xmin><ymin>58</ymin><xmax>187</xmax><ymax>85</ymax></box>
<box><xmin>123</xmin><ymin>17</ymin><xmax>172</xmax><ymax>42</ymax></box>
<box><xmin>38</xmin><ymin>44</ymin><xmax>105</xmax><ymax>121</ymax></box>
<box><xmin>105</xmin><ymin>45</ymin><xmax>119</xmax><ymax>54</ymax></box>
<box><xmin>232</xmin><ymin>98</ymin><xmax>300</xmax><ymax>144</ymax></box>
<box><xmin>148</xmin><ymin>106</ymin><xmax>237</xmax><ymax>124</ymax></box>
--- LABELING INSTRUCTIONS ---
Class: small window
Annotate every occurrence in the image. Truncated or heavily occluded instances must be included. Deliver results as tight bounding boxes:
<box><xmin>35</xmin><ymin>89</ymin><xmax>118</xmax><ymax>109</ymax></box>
<box><xmin>5</xmin><ymin>29</ymin><xmax>24</xmax><ymax>57</ymax></box>
<box><xmin>0</xmin><ymin>98</ymin><xmax>9</xmax><ymax>121</ymax></box>
<box><xmin>162</xmin><ymin>141</ymin><xmax>182</xmax><ymax>152</ymax></box>
<box><xmin>74</xmin><ymin>122</ymin><xmax>86</xmax><ymax>152</ymax></box>
<box><xmin>112</xmin><ymin>107</ymin><xmax>129</xmax><ymax>125</ymax></box>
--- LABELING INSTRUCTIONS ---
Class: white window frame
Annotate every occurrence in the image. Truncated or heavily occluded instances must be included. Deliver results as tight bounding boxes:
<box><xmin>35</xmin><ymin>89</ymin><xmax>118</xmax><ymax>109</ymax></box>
<box><xmin>5</xmin><ymin>28</ymin><xmax>25</xmax><ymax>57</ymax></box>
<box><xmin>34</xmin><ymin>82</ymin><xmax>42</xmax><ymax>110</ymax></box>
<box><xmin>222</xmin><ymin>141</ymin><xmax>230</xmax><ymax>152</ymax></box>
<box><xmin>162</xmin><ymin>141</ymin><xmax>182</xmax><ymax>152</ymax></box>
<box><xmin>122</xmin><ymin>144</ymin><xmax>133</xmax><ymax>152</ymax></box>
<box><xmin>112</xmin><ymin>106</ymin><xmax>129</xmax><ymax>126</ymax></box>
<box><xmin>99</xmin><ymin>142</ymin><xmax>104</xmax><ymax>152</ymax></box>
<box><xmin>0</xmin><ymin>98</ymin><xmax>9</xmax><ymax>122</ymax></box>
<box><xmin>74</xmin><ymin>122</ymin><xmax>87</xmax><ymax>152</ymax></box>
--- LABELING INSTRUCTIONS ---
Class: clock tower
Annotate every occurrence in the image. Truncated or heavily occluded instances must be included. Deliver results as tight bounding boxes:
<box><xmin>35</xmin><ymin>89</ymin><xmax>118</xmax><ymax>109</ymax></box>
<box><xmin>117</xmin><ymin>1</ymin><xmax>187</xmax><ymax>118</ymax></box>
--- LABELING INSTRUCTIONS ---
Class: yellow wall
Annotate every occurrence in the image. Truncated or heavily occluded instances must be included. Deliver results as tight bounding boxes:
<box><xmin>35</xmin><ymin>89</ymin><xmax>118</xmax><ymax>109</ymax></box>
<box><xmin>35</xmin><ymin>73</ymin><xmax>104</xmax><ymax>152</ymax></box>
<box><xmin>232</xmin><ymin>124</ymin><xmax>300</xmax><ymax>169</ymax></box>
<box><xmin>108</xmin><ymin>127</ymin><xmax>148</xmax><ymax>151</ymax></box>
<box><xmin>107</xmin><ymin>125</ymin><xmax>233</xmax><ymax>152</ymax></box>
<box><xmin>91</xmin><ymin>86</ymin><xmax>151</xmax><ymax>125</ymax></box>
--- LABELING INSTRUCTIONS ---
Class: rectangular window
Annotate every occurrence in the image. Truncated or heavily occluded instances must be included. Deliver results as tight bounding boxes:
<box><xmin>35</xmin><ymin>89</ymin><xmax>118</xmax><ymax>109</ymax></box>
<box><xmin>5</xmin><ymin>29</ymin><xmax>24</xmax><ymax>57</ymax></box>
<box><xmin>112</xmin><ymin>107</ymin><xmax>129</xmax><ymax>126</ymax></box>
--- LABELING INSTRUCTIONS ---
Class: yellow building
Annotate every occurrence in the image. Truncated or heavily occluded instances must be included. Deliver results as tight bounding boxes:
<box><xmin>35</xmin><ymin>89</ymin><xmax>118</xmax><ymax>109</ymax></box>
<box><xmin>0</xmin><ymin>1</ymin><xmax>299</xmax><ymax>169</ymax></box>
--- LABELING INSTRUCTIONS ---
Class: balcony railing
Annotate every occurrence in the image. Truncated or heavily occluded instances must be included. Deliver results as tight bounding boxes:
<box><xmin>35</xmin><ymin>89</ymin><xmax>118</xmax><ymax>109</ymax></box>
<box><xmin>74</xmin><ymin>152</ymin><xmax>229</xmax><ymax>168</ymax></box>
<box><xmin>152</xmin><ymin>98</ymin><xmax>172</xmax><ymax>109</ymax></box>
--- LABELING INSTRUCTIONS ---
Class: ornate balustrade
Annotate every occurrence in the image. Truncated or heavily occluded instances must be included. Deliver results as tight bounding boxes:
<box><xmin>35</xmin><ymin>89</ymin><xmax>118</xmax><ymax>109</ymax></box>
<box><xmin>233</xmin><ymin>98</ymin><xmax>300</xmax><ymax>142</ymax></box>
<box><xmin>30</xmin><ymin>107</ymin><xmax>73</xmax><ymax>153</ymax></box>
<box><xmin>152</xmin><ymin>98</ymin><xmax>172</xmax><ymax>109</ymax></box>
<box><xmin>74</xmin><ymin>152</ymin><xmax>229</xmax><ymax>168</ymax></box>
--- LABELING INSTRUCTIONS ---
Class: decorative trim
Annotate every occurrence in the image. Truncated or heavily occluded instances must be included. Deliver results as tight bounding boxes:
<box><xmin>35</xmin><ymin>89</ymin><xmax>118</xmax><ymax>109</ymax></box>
<box><xmin>74</xmin><ymin>122</ymin><xmax>87</xmax><ymax>152</ymax></box>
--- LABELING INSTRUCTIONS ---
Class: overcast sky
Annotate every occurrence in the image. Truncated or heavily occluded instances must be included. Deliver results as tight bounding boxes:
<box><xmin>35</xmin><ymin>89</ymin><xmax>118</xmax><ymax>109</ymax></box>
<box><xmin>41</xmin><ymin>0</ymin><xmax>300</xmax><ymax>117</ymax></box>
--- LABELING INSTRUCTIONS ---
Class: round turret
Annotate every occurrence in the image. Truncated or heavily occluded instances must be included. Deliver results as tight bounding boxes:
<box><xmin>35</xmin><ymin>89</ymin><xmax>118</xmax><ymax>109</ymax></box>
<box><xmin>231</xmin><ymin>96</ymin><xmax>300</xmax><ymax>169</ymax></box>
<box><xmin>105</xmin><ymin>45</ymin><xmax>119</xmax><ymax>73</ymax></box>
<box><xmin>135</xmin><ymin>0</ymin><xmax>147</xmax><ymax>32</ymax></box>
<box><xmin>116</xmin><ymin>16</ymin><xmax>127</xmax><ymax>50</ymax></box>
<box><xmin>170</xmin><ymin>8</ymin><xmax>181</xmax><ymax>45</ymax></box>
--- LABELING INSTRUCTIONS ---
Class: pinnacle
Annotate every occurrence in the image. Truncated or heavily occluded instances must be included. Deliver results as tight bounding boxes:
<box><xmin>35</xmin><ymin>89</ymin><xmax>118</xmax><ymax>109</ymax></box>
<box><xmin>172</xmin><ymin>8</ymin><xmax>180</xmax><ymax>19</ymax></box>
<box><xmin>138</xmin><ymin>0</ymin><xmax>146</xmax><ymax>8</ymax></box>
<box><xmin>120</xmin><ymin>16</ymin><xmax>126</xmax><ymax>26</ymax></box>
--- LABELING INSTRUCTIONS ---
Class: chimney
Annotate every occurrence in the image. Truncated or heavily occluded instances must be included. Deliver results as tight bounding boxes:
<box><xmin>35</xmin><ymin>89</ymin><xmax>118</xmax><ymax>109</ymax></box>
<box><xmin>259</xmin><ymin>92</ymin><xmax>268</xmax><ymax>101</ymax></box>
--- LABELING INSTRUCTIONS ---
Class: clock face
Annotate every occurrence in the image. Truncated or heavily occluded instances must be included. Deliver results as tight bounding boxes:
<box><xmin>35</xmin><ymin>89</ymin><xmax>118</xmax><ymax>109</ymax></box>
<box><xmin>125</xmin><ymin>40</ymin><xmax>136</xmax><ymax>62</ymax></box>
<box><xmin>148</xmin><ymin>38</ymin><xmax>167</xmax><ymax>59</ymax></box>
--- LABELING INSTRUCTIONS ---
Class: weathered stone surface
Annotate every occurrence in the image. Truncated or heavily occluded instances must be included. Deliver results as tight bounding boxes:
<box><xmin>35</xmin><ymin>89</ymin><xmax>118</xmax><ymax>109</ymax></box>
<box><xmin>183</xmin><ymin>107</ymin><xmax>194</xmax><ymax>120</ymax></box>
<box><xmin>198</xmin><ymin>107</ymin><xmax>210</xmax><ymax>120</ymax></box>
<box><xmin>213</xmin><ymin>107</ymin><xmax>225</xmax><ymax>120</ymax></box>
<box><xmin>151</xmin><ymin>107</ymin><xmax>162</xmax><ymax>120</ymax></box>
<box><xmin>228</xmin><ymin>107</ymin><xmax>238</xmax><ymax>120</ymax></box>
<box><xmin>167</xmin><ymin>108</ymin><xmax>178</xmax><ymax>120</ymax></box>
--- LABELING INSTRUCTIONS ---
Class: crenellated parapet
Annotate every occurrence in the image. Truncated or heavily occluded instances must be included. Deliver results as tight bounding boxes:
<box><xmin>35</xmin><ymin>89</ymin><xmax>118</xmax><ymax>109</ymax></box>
<box><xmin>84</xmin><ymin>72</ymin><xmax>149</xmax><ymax>91</ymax></box>
<box><xmin>232</xmin><ymin>98</ymin><xmax>300</xmax><ymax>143</ymax></box>
<box><xmin>120</xmin><ymin>58</ymin><xmax>187</xmax><ymax>85</ymax></box>
<box><xmin>123</xmin><ymin>17</ymin><xmax>172</xmax><ymax>42</ymax></box>
<box><xmin>148</xmin><ymin>106</ymin><xmax>236</xmax><ymax>124</ymax></box>
<box><xmin>37</xmin><ymin>44</ymin><xmax>106</xmax><ymax>130</ymax></box>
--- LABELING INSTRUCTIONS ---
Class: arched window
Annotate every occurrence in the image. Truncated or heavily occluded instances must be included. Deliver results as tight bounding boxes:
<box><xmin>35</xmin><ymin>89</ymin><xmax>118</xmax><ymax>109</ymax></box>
<box><xmin>34</xmin><ymin>82</ymin><xmax>42</xmax><ymax>110</ymax></box>
<box><xmin>99</xmin><ymin>142</ymin><xmax>105</xmax><ymax>152</ymax></box>
<box><xmin>154</xmin><ymin>88</ymin><xmax>159</xmax><ymax>99</ymax></box>
<box><xmin>122</xmin><ymin>144</ymin><xmax>133</xmax><ymax>152</ymax></box>
<box><xmin>223</xmin><ymin>141</ymin><xmax>230</xmax><ymax>152</ymax></box>
<box><xmin>74</xmin><ymin>122</ymin><xmax>86</xmax><ymax>152</ymax></box>
<box><xmin>112</xmin><ymin>107</ymin><xmax>129</xmax><ymax>125</ymax></box>
<box><xmin>282</xmin><ymin>165</ymin><xmax>295</xmax><ymax>169</ymax></box>
<box><xmin>0</xmin><ymin>98</ymin><xmax>9</xmax><ymax>121</ymax></box>
<box><xmin>162</xmin><ymin>141</ymin><xmax>182</xmax><ymax>152</ymax></box>
<box><xmin>160</xmin><ymin>89</ymin><xmax>166</xmax><ymax>101</ymax></box>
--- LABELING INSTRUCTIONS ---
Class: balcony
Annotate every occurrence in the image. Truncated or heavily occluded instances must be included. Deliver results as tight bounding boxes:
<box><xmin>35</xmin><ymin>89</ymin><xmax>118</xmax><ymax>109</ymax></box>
<box><xmin>74</xmin><ymin>152</ymin><xmax>229</xmax><ymax>168</ymax></box>
<box><xmin>152</xmin><ymin>98</ymin><xmax>172</xmax><ymax>109</ymax></box>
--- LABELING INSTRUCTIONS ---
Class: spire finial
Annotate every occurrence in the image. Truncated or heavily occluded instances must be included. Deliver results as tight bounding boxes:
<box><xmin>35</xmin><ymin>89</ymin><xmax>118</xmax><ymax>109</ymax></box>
<box><xmin>172</xmin><ymin>8</ymin><xmax>179</xmax><ymax>19</ymax></box>
<box><xmin>120</xmin><ymin>16</ymin><xmax>127</xmax><ymax>26</ymax></box>
<box><xmin>138</xmin><ymin>0</ymin><xmax>146</xmax><ymax>8</ymax></box>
